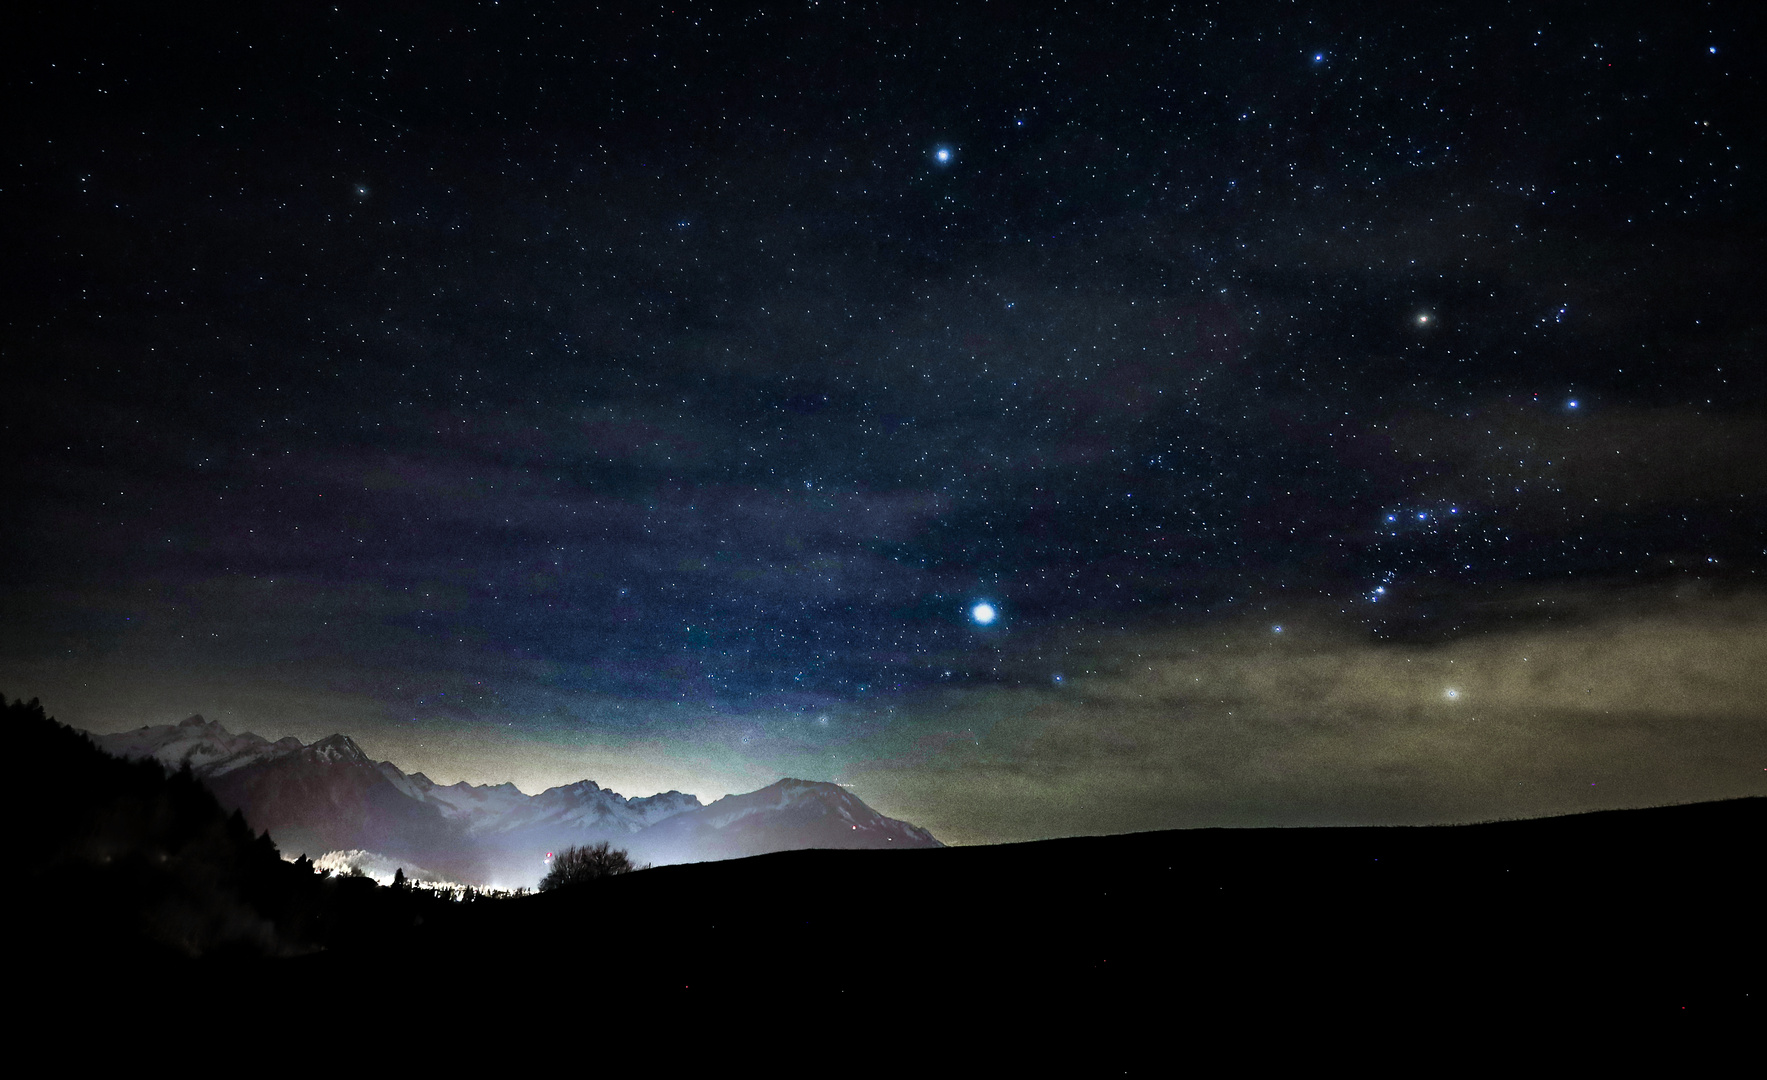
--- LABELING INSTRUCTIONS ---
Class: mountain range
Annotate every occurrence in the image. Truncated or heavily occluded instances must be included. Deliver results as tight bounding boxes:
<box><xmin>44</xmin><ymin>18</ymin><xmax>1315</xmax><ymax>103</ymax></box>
<box><xmin>90</xmin><ymin>715</ymin><xmax>941</xmax><ymax>886</ymax></box>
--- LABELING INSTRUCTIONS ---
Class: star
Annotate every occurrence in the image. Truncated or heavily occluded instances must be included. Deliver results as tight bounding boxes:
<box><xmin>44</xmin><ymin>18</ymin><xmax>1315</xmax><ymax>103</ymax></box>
<box><xmin>970</xmin><ymin>602</ymin><xmax>997</xmax><ymax>625</ymax></box>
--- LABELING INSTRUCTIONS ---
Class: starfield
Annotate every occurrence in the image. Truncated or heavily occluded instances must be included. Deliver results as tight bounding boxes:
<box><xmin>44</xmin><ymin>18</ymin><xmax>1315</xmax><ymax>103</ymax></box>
<box><xmin>4</xmin><ymin>0</ymin><xmax>1762</xmax><ymax>1047</ymax></box>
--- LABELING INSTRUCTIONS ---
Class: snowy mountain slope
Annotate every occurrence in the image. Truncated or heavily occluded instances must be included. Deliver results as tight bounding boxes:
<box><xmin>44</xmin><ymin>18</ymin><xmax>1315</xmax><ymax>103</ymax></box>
<box><xmin>402</xmin><ymin>775</ymin><xmax>702</xmax><ymax>838</ymax></box>
<box><xmin>398</xmin><ymin>773</ymin><xmax>533</xmax><ymax>830</ymax></box>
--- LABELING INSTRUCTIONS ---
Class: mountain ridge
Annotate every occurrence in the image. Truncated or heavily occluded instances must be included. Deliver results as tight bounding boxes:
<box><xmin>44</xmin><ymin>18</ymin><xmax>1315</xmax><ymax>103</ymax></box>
<box><xmin>89</xmin><ymin>715</ymin><xmax>941</xmax><ymax>885</ymax></box>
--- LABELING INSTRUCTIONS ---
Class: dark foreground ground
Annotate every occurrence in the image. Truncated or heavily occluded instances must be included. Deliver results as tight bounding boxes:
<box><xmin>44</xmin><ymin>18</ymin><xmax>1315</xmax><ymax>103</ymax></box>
<box><xmin>50</xmin><ymin>799</ymin><xmax>1762</xmax><ymax>1057</ymax></box>
<box><xmin>462</xmin><ymin>799</ymin><xmax>1764</xmax><ymax>1018</ymax></box>
<box><xmin>16</xmin><ymin>699</ymin><xmax>1757</xmax><ymax>1055</ymax></box>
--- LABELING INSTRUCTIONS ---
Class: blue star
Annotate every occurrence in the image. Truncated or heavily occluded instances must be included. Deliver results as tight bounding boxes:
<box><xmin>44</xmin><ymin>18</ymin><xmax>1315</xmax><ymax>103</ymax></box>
<box><xmin>970</xmin><ymin>602</ymin><xmax>997</xmax><ymax>625</ymax></box>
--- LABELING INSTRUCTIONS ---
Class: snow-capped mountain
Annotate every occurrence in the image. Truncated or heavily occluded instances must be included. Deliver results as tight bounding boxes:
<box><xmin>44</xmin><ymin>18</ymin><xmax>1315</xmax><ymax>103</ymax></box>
<box><xmin>96</xmin><ymin>718</ymin><xmax>471</xmax><ymax>877</ymax></box>
<box><xmin>89</xmin><ymin>716</ymin><xmax>940</xmax><ymax>885</ymax></box>
<box><xmin>394</xmin><ymin>773</ymin><xmax>700</xmax><ymax>838</ymax></box>
<box><xmin>91</xmin><ymin>715</ymin><xmax>704</xmax><ymax>881</ymax></box>
<box><xmin>97</xmin><ymin>713</ymin><xmax>303</xmax><ymax>777</ymax></box>
<box><xmin>625</xmin><ymin>778</ymin><xmax>944</xmax><ymax>866</ymax></box>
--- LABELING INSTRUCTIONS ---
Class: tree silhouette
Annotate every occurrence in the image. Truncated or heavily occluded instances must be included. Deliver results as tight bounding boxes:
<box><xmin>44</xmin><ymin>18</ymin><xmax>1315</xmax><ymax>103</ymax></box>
<box><xmin>539</xmin><ymin>841</ymin><xmax>636</xmax><ymax>891</ymax></box>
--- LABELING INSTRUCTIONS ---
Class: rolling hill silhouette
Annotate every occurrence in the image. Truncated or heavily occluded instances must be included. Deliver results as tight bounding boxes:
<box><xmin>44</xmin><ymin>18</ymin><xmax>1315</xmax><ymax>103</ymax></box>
<box><xmin>15</xmin><ymin>693</ymin><xmax>1758</xmax><ymax>1050</ymax></box>
<box><xmin>276</xmin><ymin>793</ymin><xmax>1762</xmax><ymax>1035</ymax></box>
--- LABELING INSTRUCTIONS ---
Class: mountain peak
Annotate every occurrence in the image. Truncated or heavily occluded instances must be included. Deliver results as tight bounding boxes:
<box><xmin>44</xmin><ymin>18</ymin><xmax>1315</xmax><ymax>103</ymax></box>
<box><xmin>178</xmin><ymin>714</ymin><xmax>209</xmax><ymax>728</ymax></box>
<box><xmin>627</xmin><ymin>776</ymin><xmax>942</xmax><ymax>865</ymax></box>
<box><xmin>763</xmin><ymin>777</ymin><xmax>846</xmax><ymax>797</ymax></box>
<box><xmin>309</xmin><ymin>733</ymin><xmax>372</xmax><ymax>765</ymax></box>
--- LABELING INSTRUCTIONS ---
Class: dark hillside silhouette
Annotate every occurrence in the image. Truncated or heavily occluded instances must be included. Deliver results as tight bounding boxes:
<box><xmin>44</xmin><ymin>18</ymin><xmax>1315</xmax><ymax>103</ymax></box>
<box><xmin>8</xmin><ymin>695</ymin><xmax>466</xmax><ymax>966</ymax></box>
<box><xmin>12</xmin><ymin>694</ymin><xmax>299</xmax><ymax>961</ymax></box>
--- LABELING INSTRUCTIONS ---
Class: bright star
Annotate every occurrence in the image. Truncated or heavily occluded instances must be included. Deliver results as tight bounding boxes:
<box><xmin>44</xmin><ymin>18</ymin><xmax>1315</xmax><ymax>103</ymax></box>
<box><xmin>935</xmin><ymin>147</ymin><xmax>952</xmax><ymax>164</ymax></box>
<box><xmin>970</xmin><ymin>602</ymin><xmax>996</xmax><ymax>625</ymax></box>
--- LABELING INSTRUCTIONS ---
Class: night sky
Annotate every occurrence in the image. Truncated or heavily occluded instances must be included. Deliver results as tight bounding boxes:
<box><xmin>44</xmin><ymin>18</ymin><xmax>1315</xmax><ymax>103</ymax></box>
<box><xmin>5</xmin><ymin>1</ymin><xmax>1764</xmax><ymax>844</ymax></box>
